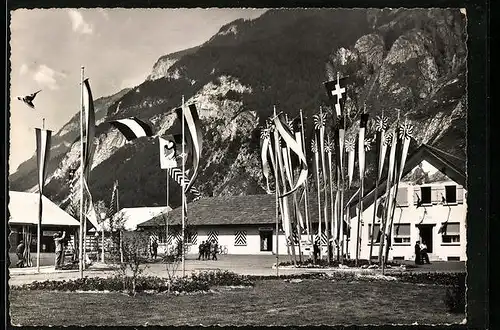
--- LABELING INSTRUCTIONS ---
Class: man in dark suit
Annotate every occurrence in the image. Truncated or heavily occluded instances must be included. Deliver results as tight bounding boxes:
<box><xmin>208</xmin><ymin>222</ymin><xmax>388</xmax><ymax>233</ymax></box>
<box><xmin>414</xmin><ymin>241</ymin><xmax>421</xmax><ymax>265</ymax></box>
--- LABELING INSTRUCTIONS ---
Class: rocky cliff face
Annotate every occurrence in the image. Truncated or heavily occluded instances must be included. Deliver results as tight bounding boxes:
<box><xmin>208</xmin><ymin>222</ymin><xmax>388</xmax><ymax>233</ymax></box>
<box><xmin>9</xmin><ymin>8</ymin><xmax>467</xmax><ymax>211</ymax></box>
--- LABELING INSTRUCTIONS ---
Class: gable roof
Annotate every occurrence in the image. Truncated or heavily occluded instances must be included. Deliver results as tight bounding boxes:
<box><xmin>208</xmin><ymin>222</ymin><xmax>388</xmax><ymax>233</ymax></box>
<box><xmin>8</xmin><ymin>191</ymin><xmax>80</xmax><ymax>227</ymax></box>
<box><xmin>348</xmin><ymin>143</ymin><xmax>466</xmax><ymax>213</ymax></box>
<box><xmin>138</xmin><ymin>193</ymin><xmax>346</xmax><ymax>228</ymax></box>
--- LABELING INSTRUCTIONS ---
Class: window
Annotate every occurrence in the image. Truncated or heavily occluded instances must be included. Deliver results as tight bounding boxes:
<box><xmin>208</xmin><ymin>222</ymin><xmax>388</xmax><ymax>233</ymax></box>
<box><xmin>421</xmin><ymin>187</ymin><xmax>432</xmax><ymax>204</ymax></box>
<box><xmin>393</xmin><ymin>224</ymin><xmax>411</xmax><ymax>244</ymax></box>
<box><xmin>441</xmin><ymin>223</ymin><xmax>460</xmax><ymax>243</ymax></box>
<box><xmin>445</xmin><ymin>185</ymin><xmax>457</xmax><ymax>204</ymax></box>
<box><xmin>368</xmin><ymin>224</ymin><xmax>381</xmax><ymax>243</ymax></box>
<box><xmin>234</xmin><ymin>230</ymin><xmax>247</xmax><ymax>246</ymax></box>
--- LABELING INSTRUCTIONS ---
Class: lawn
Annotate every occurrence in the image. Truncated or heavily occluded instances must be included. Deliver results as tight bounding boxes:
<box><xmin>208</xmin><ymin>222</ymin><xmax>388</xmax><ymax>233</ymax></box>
<box><xmin>9</xmin><ymin>279</ymin><xmax>464</xmax><ymax>326</ymax></box>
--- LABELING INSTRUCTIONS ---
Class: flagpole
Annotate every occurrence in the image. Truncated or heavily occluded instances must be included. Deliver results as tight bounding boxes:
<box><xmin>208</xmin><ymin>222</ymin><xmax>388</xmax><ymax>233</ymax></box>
<box><xmin>181</xmin><ymin>95</ymin><xmax>186</xmax><ymax>277</ymax></box>
<box><xmin>273</xmin><ymin>106</ymin><xmax>279</xmax><ymax>276</ymax></box>
<box><xmin>327</xmin><ymin>135</ymin><xmax>335</xmax><ymax>262</ymax></box>
<box><xmin>299</xmin><ymin>110</ymin><xmax>313</xmax><ymax>255</ymax></box>
<box><xmin>166</xmin><ymin>169</ymin><xmax>169</xmax><ymax>254</ymax></box>
<box><xmin>79</xmin><ymin>66</ymin><xmax>84</xmax><ymax>278</ymax></box>
<box><xmin>117</xmin><ymin>181</ymin><xmax>123</xmax><ymax>263</ymax></box>
<box><xmin>35</xmin><ymin>118</ymin><xmax>45</xmax><ymax>273</ymax></box>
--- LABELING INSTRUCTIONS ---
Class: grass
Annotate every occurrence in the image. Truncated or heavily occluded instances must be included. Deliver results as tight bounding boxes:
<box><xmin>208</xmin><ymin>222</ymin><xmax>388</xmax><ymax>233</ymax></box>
<box><xmin>9</xmin><ymin>279</ymin><xmax>464</xmax><ymax>326</ymax></box>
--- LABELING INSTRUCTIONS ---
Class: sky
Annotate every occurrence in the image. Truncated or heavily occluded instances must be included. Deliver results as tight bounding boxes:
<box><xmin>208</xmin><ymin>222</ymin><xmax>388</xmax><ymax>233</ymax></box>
<box><xmin>8</xmin><ymin>8</ymin><xmax>267</xmax><ymax>174</ymax></box>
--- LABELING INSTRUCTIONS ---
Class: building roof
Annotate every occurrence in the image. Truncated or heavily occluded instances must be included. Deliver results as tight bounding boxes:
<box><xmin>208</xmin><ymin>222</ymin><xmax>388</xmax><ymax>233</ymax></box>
<box><xmin>8</xmin><ymin>191</ymin><xmax>80</xmax><ymax>227</ymax></box>
<box><xmin>111</xmin><ymin>206</ymin><xmax>172</xmax><ymax>231</ymax></box>
<box><xmin>138</xmin><ymin>193</ymin><xmax>349</xmax><ymax>229</ymax></box>
<box><xmin>347</xmin><ymin>143</ymin><xmax>466</xmax><ymax>213</ymax></box>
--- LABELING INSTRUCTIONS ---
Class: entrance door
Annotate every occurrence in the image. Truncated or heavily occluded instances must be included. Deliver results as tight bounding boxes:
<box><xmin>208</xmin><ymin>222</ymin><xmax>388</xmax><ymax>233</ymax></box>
<box><xmin>417</xmin><ymin>225</ymin><xmax>433</xmax><ymax>253</ymax></box>
<box><xmin>260</xmin><ymin>230</ymin><xmax>273</xmax><ymax>251</ymax></box>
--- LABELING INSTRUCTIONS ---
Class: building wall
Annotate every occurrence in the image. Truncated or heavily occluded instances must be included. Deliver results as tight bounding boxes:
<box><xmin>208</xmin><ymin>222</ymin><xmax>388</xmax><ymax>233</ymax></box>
<box><xmin>348</xmin><ymin>181</ymin><xmax>467</xmax><ymax>261</ymax></box>
<box><xmin>150</xmin><ymin>224</ymin><xmax>315</xmax><ymax>257</ymax></box>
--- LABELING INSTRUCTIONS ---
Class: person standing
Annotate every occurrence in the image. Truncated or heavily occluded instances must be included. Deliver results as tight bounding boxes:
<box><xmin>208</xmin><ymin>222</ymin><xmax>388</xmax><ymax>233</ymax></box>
<box><xmin>151</xmin><ymin>239</ymin><xmax>158</xmax><ymax>259</ymax></box>
<box><xmin>414</xmin><ymin>241</ymin><xmax>421</xmax><ymax>265</ymax></box>
<box><xmin>211</xmin><ymin>241</ymin><xmax>218</xmax><ymax>261</ymax></box>
<box><xmin>313</xmin><ymin>241</ymin><xmax>320</xmax><ymax>263</ymax></box>
<box><xmin>198</xmin><ymin>241</ymin><xmax>205</xmax><ymax>260</ymax></box>
<box><xmin>53</xmin><ymin>231</ymin><xmax>66</xmax><ymax>269</ymax></box>
<box><xmin>16</xmin><ymin>241</ymin><xmax>25</xmax><ymax>267</ymax></box>
<box><xmin>420</xmin><ymin>241</ymin><xmax>431</xmax><ymax>264</ymax></box>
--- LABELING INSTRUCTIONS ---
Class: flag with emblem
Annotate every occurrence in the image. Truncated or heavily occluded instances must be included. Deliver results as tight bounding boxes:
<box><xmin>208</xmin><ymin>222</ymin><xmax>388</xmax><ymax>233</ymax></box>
<box><xmin>159</xmin><ymin>134</ymin><xmax>183</xmax><ymax>169</ymax></box>
<box><xmin>345</xmin><ymin>135</ymin><xmax>356</xmax><ymax>188</ymax></box>
<box><xmin>374</xmin><ymin>116</ymin><xmax>389</xmax><ymax>180</ymax></box>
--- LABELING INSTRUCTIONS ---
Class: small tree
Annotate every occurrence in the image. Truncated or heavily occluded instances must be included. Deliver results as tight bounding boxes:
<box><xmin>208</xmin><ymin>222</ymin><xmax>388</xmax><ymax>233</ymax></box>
<box><xmin>111</xmin><ymin>230</ymin><xmax>150</xmax><ymax>295</ymax></box>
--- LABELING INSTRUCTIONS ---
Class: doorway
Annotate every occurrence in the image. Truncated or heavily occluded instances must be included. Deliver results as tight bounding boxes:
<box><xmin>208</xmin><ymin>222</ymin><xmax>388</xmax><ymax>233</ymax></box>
<box><xmin>417</xmin><ymin>224</ymin><xmax>434</xmax><ymax>253</ymax></box>
<box><xmin>259</xmin><ymin>230</ymin><xmax>273</xmax><ymax>251</ymax></box>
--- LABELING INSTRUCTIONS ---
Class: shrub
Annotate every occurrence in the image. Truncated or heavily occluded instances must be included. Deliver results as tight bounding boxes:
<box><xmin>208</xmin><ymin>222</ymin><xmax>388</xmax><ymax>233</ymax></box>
<box><xmin>277</xmin><ymin>258</ymin><xmax>403</xmax><ymax>268</ymax></box>
<box><xmin>444</xmin><ymin>275</ymin><xmax>466</xmax><ymax>313</ymax></box>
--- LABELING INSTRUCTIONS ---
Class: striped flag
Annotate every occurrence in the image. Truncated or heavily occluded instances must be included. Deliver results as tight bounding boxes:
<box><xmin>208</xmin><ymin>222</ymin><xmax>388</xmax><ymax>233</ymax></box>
<box><xmin>260</xmin><ymin>126</ymin><xmax>273</xmax><ymax>193</ymax></box>
<box><xmin>159</xmin><ymin>134</ymin><xmax>183</xmax><ymax>169</ymax></box>
<box><xmin>175</xmin><ymin>104</ymin><xmax>203</xmax><ymax>193</ymax></box>
<box><xmin>108</xmin><ymin>117</ymin><xmax>154</xmax><ymax>141</ymax></box>
<box><xmin>166</xmin><ymin>168</ymin><xmax>202</xmax><ymax>202</ymax></box>
<box><xmin>272</xmin><ymin>113</ymin><xmax>308</xmax><ymax>198</ymax></box>
<box><xmin>83</xmin><ymin>79</ymin><xmax>95</xmax><ymax>178</ymax></box>
<box><xmin>35</xmin><ymin>128</ymin><xmax>52</xmax><ymax>195</ymax></box>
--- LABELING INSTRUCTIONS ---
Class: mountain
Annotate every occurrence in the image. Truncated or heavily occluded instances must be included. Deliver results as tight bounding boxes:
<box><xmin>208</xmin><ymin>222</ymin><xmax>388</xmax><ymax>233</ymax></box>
<box><xmin>9</xmin><ymin>8</ymin><xmax>467</xmax><ymax>212</ymax></box>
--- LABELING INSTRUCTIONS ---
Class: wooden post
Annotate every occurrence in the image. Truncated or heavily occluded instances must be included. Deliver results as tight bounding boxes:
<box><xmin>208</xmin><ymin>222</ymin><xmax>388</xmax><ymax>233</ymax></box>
<box><xmin>181</xmin><ymin>95</ymin><xmax>186</xmax><ymax>277</ymax></box>
<box><xmin>79</xmin><ymin>66</ymin><xmax>84</xmax><ymax>278</ymax></box>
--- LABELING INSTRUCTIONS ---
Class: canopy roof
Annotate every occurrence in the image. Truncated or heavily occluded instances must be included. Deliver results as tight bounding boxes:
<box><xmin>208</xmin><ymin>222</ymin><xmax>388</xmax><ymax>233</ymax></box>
<box><xmin>8</xmin><ymin>191</ymin><xmax>80</xmax><ymax>227</ymax></box>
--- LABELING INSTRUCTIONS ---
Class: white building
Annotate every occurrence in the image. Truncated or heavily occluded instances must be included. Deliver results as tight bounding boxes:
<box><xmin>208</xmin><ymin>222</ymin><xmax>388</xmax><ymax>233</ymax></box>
<box><xmin>347</xmin><ymin>144</ymin><xmax>467</xmax><ymax>262</ymax></box>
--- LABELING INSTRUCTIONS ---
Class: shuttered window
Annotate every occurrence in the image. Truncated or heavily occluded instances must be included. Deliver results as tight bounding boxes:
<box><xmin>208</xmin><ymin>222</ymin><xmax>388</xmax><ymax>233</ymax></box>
<box><xmin>456</xmin><ymin>186</ymin><xmax>464</xmax><ymax>204</ymax></box>
<box><xmin>441</xmin><ymin>222</ymin><xmax>460</xmax><ymax>243</ymax></box>
<box><xmin>393</xmin><ymin>224</ymin><xmax>411</xmax><ymax>244</ymax></box>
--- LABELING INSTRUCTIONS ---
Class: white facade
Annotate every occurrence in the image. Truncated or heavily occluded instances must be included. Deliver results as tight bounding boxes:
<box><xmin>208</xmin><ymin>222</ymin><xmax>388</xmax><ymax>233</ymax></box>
<box><xmin>153</xmin><ymin>225</ymin><xmax>315</xmax><ymax>257</ymax></box>
<box><xmin>348</xmin><ymin>161</ymin><xmax>467</xmax><ymax>262</ymax></box>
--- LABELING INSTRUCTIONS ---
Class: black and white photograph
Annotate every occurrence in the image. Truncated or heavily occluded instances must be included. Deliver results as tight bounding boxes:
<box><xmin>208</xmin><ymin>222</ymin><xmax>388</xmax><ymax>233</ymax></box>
<box><xmin>6</xmin><ymin>6</ymin><xmax>479</xmax><ymax>327</ymax></box>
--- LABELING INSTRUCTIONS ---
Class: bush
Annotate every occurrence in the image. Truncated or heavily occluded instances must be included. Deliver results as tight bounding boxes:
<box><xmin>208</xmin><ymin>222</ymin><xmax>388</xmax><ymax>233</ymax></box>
<box><xmin>444</xmin><ymin>274</ymin><xmax>466</xmax><ymax>313</ymax></box>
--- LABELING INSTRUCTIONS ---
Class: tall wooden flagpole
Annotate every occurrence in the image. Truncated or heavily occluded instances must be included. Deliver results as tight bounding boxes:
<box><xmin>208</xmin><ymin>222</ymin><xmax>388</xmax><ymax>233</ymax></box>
<box><xmin>181</xmin><ymin>95</ymin><xmax>186</xmax><ymax>277</ymax></box>
<box><xmin>273</xmin><ymin>106</ymin><xmax>280</xmax><ymax>276</ymax></box>
<box><xmin>36</xmin><ymin>118</ymin><xmax>45</xmax><ymax>273</ymax></box>
<box><xmin>79</xmin><ymin>66</ymin><xmax>85</xmax><ymax>278</ymax></box>
<box><xmin>300</xmin><ymin>110</ymin><xmax>313</xmax><ymax>252</ymax></box>
<box><xmin>166</xmin><ymin>169</ymin><xmax>169</xmax><ymax>253</ymax></box>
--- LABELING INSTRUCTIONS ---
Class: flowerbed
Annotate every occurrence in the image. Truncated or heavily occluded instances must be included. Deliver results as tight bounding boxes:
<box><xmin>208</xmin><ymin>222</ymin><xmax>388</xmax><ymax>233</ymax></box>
<box><xmin>277</xmin><ymin>258</ymin><xmax>414</xmax><ymax>269</ymax></box>
<box><xmin>11</xmin><ymin>270</ymin><xmax>255</xmax><ymax>294</ymax></box>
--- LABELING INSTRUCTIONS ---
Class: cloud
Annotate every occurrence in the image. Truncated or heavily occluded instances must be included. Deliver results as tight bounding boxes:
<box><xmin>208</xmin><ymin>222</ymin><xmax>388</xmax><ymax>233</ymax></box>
<box><xmin>33</xmin><ymin>64</ymin><xmax>66</xmax><ymax>90</ymax></box>
<box><xmin>120</xmin><ymin>74</ymin><xmax>147</xmax><ymax>90</ymax></box>
<box><xmin>19</xmin><ymin>64</ymin><xmax>29</xmax><ymax>75</ymax></box>
<box><xmin>68</xmin><ymin>9</ymin><xmax>93</xmax><ymax>34</ymax></box>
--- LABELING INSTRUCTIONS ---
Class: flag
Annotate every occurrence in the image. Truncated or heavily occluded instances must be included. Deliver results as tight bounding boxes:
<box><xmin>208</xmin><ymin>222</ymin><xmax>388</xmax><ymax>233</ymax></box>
<box><xmin>106</xmin><ymin>180</ymin><xmax>119</xmax><ymax>220</ymax></box>
<box><xmin>159</xmin><ymin>134</ymin><xmax>182</xmax><ymax>169</ymax></box>
<box><xmin>108</xmin><ymin>117</ymin><xmax>154</xmax><ymax>141</ymax></box>
<box><xmin>437</xmin><ymin>222</ymin><xmax>448</xmax><ymax>235</ymax></box>
<box><xmin>83</xmin><ymin>180</ymin><xmax>99</xmax><ymax>229</ymax></box>
<box><xmin>374</xmin><ymin>116</ymin><xmax>389</xmax><ymax>180</ymax></box>
<box><xmin>17</xmin><ymin>90</ymin><xmax>41</xmax><ymax>109</ymax></box>
<box><xmin>397</xmin><ymin>121</ymin><xmax>414</xmax><ymax>182</ymax></box>
<box><xmin>358</xmin><ymin>113</ymin><xmax>369</xmax><ymax>181</ymax></box>
<box><xmin>272</xmin><ymin>113</ymin><xmax>308</xmax><ymax>198</ymax></box>
<box><xmin>345</xmin><ymin>136</ymin><xmax>356</xmax><ymax>188</ymax></box>
<box><xmin>83</xmin><ymin>79</ymin><xmax>95</xmax><ymax>177</ymax></box>
<box><xmin>175</xmin><ymin>104</ymin><xmax>203</xmax><ymax>192</ymax></box>
<box><xmin>324</xmin><ymin>77</ymin><xmax>348</xmax><ymax>117</ymax></box>
<box><xmin>167</xmin><ymin>168</ymin><xmax>202</xmax><ymax>202</ymax></box>
<box><xmin>35</xmin><ymin>128</ymin><xmax>52</xmax><ymax>195</ymax></box>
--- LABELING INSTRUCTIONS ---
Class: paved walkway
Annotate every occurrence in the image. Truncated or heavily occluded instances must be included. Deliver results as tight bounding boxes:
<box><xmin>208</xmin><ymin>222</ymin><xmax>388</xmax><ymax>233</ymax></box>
<box><xmin>8</xmin><ymin>254</ymin><xmax>465</xmax><ymax>287</ymax></box>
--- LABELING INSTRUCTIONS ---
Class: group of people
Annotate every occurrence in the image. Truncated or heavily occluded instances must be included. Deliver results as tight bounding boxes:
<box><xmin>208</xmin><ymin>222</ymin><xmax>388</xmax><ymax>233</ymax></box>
<box><xmin>414</xmin><ymin>240</ymin><xmax>431</xmax><ymax>265</ymax></box>
<box><xmin>198</xmin><ymin>241</ymin><xmax>218</xmax><ymax>261</ymax></box>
